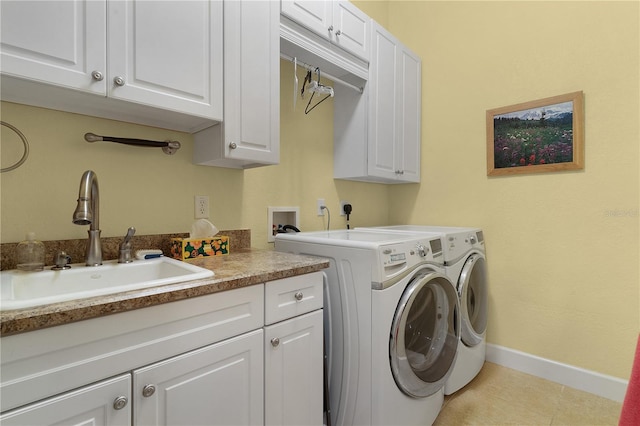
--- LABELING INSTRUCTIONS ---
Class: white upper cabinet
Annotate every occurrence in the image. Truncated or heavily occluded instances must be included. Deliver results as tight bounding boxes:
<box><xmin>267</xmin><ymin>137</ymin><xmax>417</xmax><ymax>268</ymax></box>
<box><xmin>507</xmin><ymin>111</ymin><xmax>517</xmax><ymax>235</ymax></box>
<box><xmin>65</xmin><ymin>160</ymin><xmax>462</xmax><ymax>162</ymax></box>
<box><xmin>0</xmin><ymin>0</ymin><xmax>107</xmax><ymax>94</ymax></box>
<box><xmin>368</xmin><ymin>22</ymin><xmax>421</xmax><ymax>182</ymax></box>
<box><xmin>107</xmin><ymin>1</ymin><xmax>223</xmax><ymax>121</ymax></box>
<box><xmin>331</xmin><ymin>0</ymin><xmax>370</xmax><ymax>60</ymax></box>
<box><xmin>0</xmin><ymin>0</ymin><xmax>223</xmax><ymax>133</ymax></box>
<box><xmin>194</xmin><ymin>0</ymin><xmax>280</xmax><ymax>168</ymax></box>
<box><xmin>334</xmin><ymin>21</ymin><xmax>422</xmax><ymax>184</ymax></box>
<box><xmin>281</xmin><ymin>0</ymin><xmax>369</xmax><ymax>61</ymax></box>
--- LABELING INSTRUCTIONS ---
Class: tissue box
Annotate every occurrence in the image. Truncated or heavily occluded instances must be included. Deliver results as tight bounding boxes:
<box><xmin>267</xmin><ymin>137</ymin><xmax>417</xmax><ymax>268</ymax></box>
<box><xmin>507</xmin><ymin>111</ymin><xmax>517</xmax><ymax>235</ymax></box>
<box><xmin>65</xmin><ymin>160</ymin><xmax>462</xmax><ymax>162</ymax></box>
<box><xmin>170</xmin><ymin>236</ymin><xmax>229</xmax><ymax>260</ymax></box>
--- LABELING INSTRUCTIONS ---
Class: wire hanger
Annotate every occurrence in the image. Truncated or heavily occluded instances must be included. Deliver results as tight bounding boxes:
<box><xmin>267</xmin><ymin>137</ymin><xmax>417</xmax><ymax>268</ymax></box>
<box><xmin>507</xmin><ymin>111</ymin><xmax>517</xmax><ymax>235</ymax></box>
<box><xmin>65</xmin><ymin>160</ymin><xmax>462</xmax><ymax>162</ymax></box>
<box><xmin>293</xmin><ymin>57</ymin><xmax>298</xmax><ymax>110</ymax></box>
<box><xmin>303</xmin><ymin>67</ymin><xmax>334</xmax><ymax>115</ymax></box>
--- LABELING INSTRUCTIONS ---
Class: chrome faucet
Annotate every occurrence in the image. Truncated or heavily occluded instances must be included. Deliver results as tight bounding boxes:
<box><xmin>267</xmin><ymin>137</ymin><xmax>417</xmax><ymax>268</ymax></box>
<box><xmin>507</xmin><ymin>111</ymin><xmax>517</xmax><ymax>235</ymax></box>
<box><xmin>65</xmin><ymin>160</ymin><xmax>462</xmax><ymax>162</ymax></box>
<box><xmin>72</xmin><ymin>170</ymin><xmax>102</xmax><ymax>266</ymax></box>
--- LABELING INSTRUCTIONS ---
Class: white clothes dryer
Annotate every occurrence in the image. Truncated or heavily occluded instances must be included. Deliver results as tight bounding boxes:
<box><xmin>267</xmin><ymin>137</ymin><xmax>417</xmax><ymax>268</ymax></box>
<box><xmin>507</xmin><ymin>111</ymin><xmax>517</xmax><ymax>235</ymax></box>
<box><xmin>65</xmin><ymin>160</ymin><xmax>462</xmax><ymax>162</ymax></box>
<box><xmin>358</xmin><ymin>225</ymin><xmax>488</xmax><ymax>395</ymax></box>
<box><xmin>275</xmin><ymin>230</ymin><xmax>459</xmax><ymax>426</ymax></box>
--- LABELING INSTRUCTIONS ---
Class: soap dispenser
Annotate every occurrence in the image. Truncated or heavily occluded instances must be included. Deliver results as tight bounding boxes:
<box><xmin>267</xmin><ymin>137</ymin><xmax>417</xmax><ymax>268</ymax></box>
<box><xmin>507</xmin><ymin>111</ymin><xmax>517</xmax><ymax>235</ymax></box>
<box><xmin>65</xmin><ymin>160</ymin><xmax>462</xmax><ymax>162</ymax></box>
<box><xmin>16</xmin><ymin>232</ymin><xmax>45</xmax><ymax>271</ymax></box>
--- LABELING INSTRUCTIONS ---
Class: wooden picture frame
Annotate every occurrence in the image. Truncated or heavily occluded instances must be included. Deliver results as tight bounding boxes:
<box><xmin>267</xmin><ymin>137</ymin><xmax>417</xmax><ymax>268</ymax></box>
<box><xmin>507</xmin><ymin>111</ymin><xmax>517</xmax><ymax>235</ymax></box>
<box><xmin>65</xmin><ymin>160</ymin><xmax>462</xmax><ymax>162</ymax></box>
<box><xmin>486</xmin><ymin>91</ymin><xmax>584</xmax><ymax>176</ymax></box>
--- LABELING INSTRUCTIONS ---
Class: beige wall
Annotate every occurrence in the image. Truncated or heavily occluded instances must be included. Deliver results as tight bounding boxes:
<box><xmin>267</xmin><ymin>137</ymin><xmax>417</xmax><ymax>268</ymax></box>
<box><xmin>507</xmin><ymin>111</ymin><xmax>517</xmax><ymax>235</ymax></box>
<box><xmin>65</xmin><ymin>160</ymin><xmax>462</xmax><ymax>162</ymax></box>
<box><xmin>1</xmin><ymin>1</ymin><xmax>638</xmax><ymax>382</ymax></box>
<box><xmin>380</xmin><ymin>0</ymin><xmax>639</xmax><ymax>379</ymax></box>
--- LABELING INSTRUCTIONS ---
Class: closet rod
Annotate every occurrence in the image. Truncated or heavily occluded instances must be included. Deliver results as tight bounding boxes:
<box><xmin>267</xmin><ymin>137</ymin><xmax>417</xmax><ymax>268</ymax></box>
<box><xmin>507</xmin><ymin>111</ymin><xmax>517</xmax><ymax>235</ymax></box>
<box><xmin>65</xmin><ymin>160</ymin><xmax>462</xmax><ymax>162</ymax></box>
<box><xmin>280</xmin><ymin>53</ymin><xmax>364</xmax><ymax>94</ymax></box>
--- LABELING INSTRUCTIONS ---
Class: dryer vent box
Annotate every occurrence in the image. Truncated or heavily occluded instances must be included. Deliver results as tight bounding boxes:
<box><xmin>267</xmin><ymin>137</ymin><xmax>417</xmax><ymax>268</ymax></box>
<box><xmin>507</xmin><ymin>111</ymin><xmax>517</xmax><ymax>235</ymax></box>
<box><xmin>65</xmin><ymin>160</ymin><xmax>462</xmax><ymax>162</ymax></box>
<box><xmin>268</xmin><ymin>206</ymin><xmax>300</xmax><ymax>243</ymax></box>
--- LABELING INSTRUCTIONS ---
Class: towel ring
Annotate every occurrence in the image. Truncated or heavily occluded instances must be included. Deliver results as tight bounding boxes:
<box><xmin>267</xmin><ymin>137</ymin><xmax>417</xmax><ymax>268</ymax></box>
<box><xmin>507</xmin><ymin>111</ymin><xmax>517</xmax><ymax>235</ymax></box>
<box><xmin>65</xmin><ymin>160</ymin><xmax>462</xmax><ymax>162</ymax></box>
<box><xmin>1</xmin><ymin>121</ymin><xmax>30</xmax><ymax>173</ymax></box>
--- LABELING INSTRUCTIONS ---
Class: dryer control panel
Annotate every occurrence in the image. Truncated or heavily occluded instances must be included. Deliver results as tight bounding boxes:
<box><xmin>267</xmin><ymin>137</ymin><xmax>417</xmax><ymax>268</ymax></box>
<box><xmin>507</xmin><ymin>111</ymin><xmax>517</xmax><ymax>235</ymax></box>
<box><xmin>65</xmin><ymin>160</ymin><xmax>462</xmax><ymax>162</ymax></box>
<box><xmin>374</xmin><ymin>237</ymin><xmax>444</xmax><ymax>285</ymax></box>
<box><xmin>443</xmin><ymin>230</ymin><xmax>484</xmax><ymax>262</ymax></box>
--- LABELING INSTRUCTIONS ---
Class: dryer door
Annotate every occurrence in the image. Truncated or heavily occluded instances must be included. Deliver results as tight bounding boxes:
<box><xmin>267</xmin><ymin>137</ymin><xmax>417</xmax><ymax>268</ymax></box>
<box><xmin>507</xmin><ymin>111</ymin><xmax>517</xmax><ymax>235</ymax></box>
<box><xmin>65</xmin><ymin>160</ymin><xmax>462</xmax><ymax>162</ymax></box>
<box><xmin>390</xmin><ymin>271</ymin><xmax>459</xmax><ymax>398</ymax></box>
<box><xmin>459</xmin><ymin>253</ymin><xmax>488</xmax><ymax>347</ymax></box>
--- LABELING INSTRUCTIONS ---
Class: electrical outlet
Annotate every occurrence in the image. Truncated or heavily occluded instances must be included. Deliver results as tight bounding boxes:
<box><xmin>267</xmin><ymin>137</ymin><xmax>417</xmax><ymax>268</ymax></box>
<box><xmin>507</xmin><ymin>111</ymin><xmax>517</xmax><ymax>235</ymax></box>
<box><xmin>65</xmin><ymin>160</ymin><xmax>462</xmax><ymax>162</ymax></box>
<box><xmin>195</xmin><ymin>195</ymin><xmax>209</xmax><ymax>219</ymax></box>
<box><xmin>317</xmin><ymin>198</ymin><xmax>326</xmax><ymax>216</ymax></box>
<box><xmin>340</xmin><ymin>200</ymin><xmax>350</xmax><ymax>216</ymax></box>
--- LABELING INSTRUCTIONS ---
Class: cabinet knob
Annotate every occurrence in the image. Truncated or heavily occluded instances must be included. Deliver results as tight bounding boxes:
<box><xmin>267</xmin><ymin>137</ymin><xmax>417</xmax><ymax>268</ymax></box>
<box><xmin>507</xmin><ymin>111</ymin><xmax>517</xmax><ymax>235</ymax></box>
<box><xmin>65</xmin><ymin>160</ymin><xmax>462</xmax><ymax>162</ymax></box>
<box><xmin>335</xmin><ymin>30</ymin><xmax>342</xmax><ymax>36</ymax></box>
<box><xmin>271</xmin><ymin>337</ymin><xmax>280</xmax><ymax>347</ymax></box>
<box><xmin>113</xmin><ymin>76</ymin><xmax>125</xmax><ymax>86</ymax></box>
<box><xmin>142</xmin><ymin>384</ymin><xmax>156</xmax><ymax>397</ymax></box>
<box><xmin>229</xmin><ymin>142</ymin><xmax>237</xmax><ymax>149</ymax></box>
<box><xmin>294</xmin><ymin>291</ymin><xmax>304</xmax><ymax>301</ymax></box>
<box><xmin>91</xmin><ymin>70</ymin><xmax>104</xmax><ymax>81</ymax></box>
<box><xmin>328</xmin><ymin>25</ymin><xmax>334</xmax><ymax>32</ymax></box>
<box><xmin>113</xmin><ymin>395</ymin><xmax>128</xmax><ymax>410</ymax></box>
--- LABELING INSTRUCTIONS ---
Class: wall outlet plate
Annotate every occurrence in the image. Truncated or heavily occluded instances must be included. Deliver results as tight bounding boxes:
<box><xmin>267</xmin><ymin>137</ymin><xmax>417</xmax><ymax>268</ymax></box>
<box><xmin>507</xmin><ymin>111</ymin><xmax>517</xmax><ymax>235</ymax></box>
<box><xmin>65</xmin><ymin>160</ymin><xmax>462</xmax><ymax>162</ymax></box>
<box><xmin>195</xmin><ymin>195</ymin><xmax>209</xmax><ymax>219</ymax></box>
<box><xmin>317</xmin><ymin>198</ymin><xmax>325</xmax><ymax>216</ymax></box>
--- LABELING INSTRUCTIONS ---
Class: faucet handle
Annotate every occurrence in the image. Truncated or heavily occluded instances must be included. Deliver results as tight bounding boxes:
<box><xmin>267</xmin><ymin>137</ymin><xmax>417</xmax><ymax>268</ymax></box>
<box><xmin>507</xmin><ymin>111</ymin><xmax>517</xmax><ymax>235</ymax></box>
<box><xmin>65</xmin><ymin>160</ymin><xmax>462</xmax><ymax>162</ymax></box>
<box><xmin>121</xmin><ymin>227</ymin><xmax>135</xmax><ymax>245</ymax></box>
<box><xmin>118</xmin><ymin>227</ymin><xmax>136</xmax><ymax>263</ymax></box>
<box><xmin>52</xmin><ymin>251</ymin><xmax>72</xmax><ymax>270</ymax></box>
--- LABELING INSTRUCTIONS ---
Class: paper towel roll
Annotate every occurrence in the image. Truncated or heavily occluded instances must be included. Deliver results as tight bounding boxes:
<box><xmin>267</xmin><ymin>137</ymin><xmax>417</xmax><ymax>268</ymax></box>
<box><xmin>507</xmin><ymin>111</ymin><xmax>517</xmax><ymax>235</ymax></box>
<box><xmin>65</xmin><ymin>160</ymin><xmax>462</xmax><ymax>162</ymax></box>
<box><xmin>190</xmin><ymin>219</ymin><xmax>219</xmax><ymax>239</ymax></box>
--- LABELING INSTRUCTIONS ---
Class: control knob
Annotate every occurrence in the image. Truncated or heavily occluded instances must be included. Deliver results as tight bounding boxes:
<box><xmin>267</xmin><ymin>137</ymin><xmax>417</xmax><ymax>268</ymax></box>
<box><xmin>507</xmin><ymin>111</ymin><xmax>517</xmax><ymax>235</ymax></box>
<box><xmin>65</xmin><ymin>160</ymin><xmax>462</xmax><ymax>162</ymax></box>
<box><xmin>416</xmin><ymin>243</ymin><xmax>428</xmax><ymax>257</ymax></box>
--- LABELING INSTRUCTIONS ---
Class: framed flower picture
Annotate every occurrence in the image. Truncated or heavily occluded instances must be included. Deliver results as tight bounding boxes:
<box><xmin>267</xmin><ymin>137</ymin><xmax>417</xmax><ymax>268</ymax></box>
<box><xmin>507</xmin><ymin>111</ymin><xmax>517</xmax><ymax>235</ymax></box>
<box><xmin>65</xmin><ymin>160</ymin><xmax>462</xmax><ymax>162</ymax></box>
<box><xmin>486</xmin><ymin>91</ymin><xmax>584</xmax><ymax>176</ymax></box>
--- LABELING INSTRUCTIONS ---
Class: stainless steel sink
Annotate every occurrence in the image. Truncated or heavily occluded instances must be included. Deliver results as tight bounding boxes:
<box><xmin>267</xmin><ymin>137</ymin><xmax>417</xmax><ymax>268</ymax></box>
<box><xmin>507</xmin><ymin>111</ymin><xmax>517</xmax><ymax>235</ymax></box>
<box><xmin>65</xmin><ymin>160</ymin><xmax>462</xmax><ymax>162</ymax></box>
<box><xmin>0</xmin><ymin>257</ymin><xmax>214</xmax><ymax>310</ymax></box>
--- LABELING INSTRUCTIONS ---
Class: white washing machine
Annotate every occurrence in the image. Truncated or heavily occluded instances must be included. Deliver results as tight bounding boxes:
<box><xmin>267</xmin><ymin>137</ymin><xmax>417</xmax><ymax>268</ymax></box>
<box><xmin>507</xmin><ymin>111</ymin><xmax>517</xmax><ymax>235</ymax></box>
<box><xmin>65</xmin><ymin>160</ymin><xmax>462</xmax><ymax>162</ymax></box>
<box><xmin>275</xmin><ymin>230</ymin><xmax>460</xmax><ymax>426</ymax></box>
<box><xmin>358</xmin><ymin>225</ymin><xmax>488</xmax><ymax>395</ymax></box>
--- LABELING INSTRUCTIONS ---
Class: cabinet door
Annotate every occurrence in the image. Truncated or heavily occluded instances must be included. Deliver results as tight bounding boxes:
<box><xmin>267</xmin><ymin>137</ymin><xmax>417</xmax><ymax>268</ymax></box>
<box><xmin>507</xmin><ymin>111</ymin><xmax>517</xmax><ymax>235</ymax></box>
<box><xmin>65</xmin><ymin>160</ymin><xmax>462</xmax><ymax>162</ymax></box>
<box><xmin>368</xmin><ymin>22</ymin><xmax>400</xmax><ymax>181</ymax></box>
<box><xmin>133</xmin><ymin>329</ymin><xmax>263</xmax><ymax>426</ymax></box>
<box><xmin>281</xmin><ymin>0</ymin><xmax>332</xmax><ymax>40</ymax></box>
<box><xmin>331</xmin><ymin>0</ymin><xmax>369</xmax><ymax>60</ymax></box>
<box><xmin>397</xmin><ymin>46</ymin><xmax>422</xmax><ymax>183</ymax></box>
<box><xmin>0</xmin><ymin>0</ymin><xmax>106</xmax><ymax>94</ymax></box>
<box><xmin>107</xmin><ymin>0</ymin><xmax>223</xmax><ymax>120</ymax></box>
<box><xmin>368</xmin><ymin>21</ymin><xmax>422</xmax><ymax>183</ymax></box>
<box><xmin>264</xmin><ymin>310</ymin><xmax>324</xmax><ymax>426</ymax></box>
<box><xmin>193</xmin><ymin>0</ymin><xmax>280</xmax><ymax>168</ymax></box>
<box><xmin>0</xmin><ymin>374</ymin><xmax>131</xmax><ymax>426</ymax></box>
<box><xmin>221</xmin><ymin>0</ymin><xmax>280</xmax><ymax>164</ymax></box>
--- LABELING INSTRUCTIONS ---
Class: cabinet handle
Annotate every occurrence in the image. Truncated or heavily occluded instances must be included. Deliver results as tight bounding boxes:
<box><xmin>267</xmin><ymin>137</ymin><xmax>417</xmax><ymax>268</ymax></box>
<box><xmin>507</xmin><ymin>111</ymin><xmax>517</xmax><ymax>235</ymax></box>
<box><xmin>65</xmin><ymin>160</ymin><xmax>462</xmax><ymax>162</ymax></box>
<box><xmin>229</xmin><ymin>142</ymin><xmax>237</xmax><ymax>149</ymax></box>
<box><xmin>113</xmin><ymin>395</ymin><xmax>128</xmax><ymax>410</ymax></box>
<box><xmin>142</xmin><ymin>384</ymin><xmax>156</xmax><ymax>397</ymax></box>
<box><xmin>271</xmin><ymin>337</ymin><xmax>280</xmax><ymax>347</ymax></box>
<box><xmin>91</xmin><ymin>71</ymin><xmax>104</xmax><ymax>81</ymax></box>
<box><xmin>113</xmin><ymin>76</ymin><xmax>125</xmax><ymax>86</ymax></box>
<box><xmin>294</xmin><ymin>291</ymin><xmax>303</xmax><ymax>301</ymax></box>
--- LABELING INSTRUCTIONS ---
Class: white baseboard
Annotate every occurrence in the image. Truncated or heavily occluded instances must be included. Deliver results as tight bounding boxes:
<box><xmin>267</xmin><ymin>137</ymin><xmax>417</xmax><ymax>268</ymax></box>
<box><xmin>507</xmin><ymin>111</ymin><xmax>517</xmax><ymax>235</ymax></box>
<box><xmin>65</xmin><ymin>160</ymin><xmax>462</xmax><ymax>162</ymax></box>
<box><xmin>486</xmin><ymin>343</ymin><xmax>628</xmax><ymax>402</ymax></box>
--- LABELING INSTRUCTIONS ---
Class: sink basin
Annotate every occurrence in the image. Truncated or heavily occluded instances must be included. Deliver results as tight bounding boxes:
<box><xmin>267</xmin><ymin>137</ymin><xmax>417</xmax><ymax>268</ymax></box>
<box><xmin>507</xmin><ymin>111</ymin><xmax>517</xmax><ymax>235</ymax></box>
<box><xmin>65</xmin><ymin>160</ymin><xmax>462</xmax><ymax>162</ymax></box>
<box><xmin>0</xmin><ymin>257</ymin><xmax>214</xmax><ymax>311</ymax></box>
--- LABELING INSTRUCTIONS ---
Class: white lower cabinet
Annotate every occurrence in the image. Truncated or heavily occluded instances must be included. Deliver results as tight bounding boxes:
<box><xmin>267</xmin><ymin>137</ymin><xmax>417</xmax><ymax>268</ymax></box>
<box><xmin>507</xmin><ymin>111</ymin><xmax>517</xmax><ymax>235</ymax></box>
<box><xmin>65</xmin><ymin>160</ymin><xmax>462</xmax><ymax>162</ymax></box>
<box><xmin>0</xmin><ymin>272</ymin><xmax>324</xmax><ymax>425</ymax></box>
<box><xmin>0</xmin><ymin>374</ymin><xmax>132</xmax><ymax>426</ymax></box>
<box><xmin>134</xmin><ymin>330</ymin><xmax>263</xmax><ymax>426</ymax></box>
<box><xmin>264</xmin><ymin>310</ymin><xmax>323</xmax><ymax>426</ymax></box>
<box><xmin>263</xmin><ymin>272</ymin><xmax>324</xmax><ymax>426</ymax></box>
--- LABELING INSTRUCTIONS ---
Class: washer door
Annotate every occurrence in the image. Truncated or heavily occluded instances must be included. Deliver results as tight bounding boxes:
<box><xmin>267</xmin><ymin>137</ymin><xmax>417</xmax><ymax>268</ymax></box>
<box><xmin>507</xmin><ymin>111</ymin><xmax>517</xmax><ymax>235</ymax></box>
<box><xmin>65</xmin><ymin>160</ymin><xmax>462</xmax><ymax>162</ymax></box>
<box><xmin>459</xmin><ymin>253</ymin><xmax>488</xmax><ymax>347</ymax></box>
<box><xmin>390</xmin><ymin>271</ymin><xmax>459</xmax><ymax>398</ymax></box>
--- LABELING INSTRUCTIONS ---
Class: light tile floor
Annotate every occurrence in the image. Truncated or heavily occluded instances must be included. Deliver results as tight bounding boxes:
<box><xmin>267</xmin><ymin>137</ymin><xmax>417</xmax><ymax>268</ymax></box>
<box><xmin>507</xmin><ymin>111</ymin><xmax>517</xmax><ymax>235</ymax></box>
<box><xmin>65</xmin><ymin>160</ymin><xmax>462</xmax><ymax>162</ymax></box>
<box><xmin>433</xmin><ymin>362</ymin><xmax>623</xmax><ymax>425</ymax></box>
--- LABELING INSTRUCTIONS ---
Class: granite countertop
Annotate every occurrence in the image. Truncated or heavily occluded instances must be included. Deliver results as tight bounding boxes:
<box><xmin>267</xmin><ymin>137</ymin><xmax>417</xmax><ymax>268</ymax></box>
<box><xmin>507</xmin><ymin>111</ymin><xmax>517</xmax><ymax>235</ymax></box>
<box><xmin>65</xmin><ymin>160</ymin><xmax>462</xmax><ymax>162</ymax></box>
<box><xmin>0</xmin><ymin>249</ymin><xmax>329</xmax><ymax>336</ymax></box>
